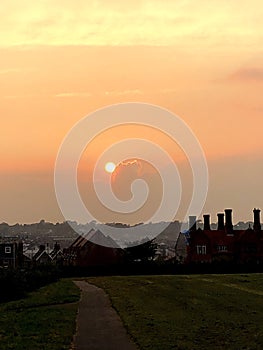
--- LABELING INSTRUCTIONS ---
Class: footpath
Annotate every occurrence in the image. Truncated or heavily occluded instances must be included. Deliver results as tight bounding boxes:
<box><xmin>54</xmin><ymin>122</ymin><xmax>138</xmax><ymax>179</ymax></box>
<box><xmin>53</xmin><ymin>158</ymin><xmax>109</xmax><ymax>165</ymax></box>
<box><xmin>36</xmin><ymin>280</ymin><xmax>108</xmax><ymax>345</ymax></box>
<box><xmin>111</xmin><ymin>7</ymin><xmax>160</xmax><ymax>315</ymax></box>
<box><xmin>72</xmin><ymin>280</ymin><xmax>138</xmax><ymax>350</ymax></box>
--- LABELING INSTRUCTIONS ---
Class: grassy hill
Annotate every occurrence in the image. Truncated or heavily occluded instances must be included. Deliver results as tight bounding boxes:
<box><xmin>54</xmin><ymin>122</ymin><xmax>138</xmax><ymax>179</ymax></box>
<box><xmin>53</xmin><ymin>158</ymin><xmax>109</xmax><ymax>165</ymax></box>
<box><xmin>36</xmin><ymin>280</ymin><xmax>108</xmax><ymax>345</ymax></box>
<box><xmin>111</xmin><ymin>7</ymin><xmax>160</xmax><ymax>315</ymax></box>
<box><xmin>1</xmin><ymin>274</ymin><xmax>262</xmax><ymax>349</ymax></box>
<box><xmin>89</xmin><ymin>274</ymin><xmax>263</xmax><ymax>350</ymax></box>
<box><xmin>0</xmin><ymin>279</ymin><xmax>80</xmax><ymax>350</ymax></box>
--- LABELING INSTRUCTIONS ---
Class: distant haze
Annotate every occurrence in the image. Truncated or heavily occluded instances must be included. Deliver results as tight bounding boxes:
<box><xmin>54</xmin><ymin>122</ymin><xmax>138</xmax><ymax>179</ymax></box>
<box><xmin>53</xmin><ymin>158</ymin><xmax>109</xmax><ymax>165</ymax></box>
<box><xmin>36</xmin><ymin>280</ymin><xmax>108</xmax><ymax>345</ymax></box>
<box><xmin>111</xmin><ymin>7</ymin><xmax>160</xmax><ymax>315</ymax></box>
<box><xmin>0</xmin><ymin>1</ymin><xmax>263</xmax><ymax>224</ymax></box>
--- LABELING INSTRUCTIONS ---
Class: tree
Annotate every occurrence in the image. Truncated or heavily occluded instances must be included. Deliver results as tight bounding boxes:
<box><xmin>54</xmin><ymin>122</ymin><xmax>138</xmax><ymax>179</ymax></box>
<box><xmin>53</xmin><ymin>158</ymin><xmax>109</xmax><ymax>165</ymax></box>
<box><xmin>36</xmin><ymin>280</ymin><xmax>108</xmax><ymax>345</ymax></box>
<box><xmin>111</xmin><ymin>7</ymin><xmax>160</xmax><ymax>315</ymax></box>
<box><xmin>124</xmin><ymin>239</ymin><xmax>157</xmax><ymax>263</ymax></box>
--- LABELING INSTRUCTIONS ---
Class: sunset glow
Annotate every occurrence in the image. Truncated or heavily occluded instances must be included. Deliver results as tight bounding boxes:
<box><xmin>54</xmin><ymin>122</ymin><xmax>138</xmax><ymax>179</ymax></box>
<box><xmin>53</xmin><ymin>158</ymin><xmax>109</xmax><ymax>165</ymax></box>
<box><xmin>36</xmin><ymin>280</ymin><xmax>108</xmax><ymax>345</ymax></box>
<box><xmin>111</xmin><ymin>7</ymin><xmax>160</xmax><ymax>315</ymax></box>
<box><xmin>0</xmin><ymin>0</ymin><xmax>263</xmax><ymax>224</ymax></box>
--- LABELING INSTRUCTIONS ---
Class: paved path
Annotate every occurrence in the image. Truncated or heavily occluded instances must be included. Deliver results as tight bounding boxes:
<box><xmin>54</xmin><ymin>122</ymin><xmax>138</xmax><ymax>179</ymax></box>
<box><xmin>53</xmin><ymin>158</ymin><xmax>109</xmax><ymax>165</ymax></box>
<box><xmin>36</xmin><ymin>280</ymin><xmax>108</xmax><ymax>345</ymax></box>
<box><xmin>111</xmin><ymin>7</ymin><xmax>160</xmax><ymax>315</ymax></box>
<box><xmin>72</xmin><ymin>280</ymin><xmax>138</xmax><ymax>350</ymax></box>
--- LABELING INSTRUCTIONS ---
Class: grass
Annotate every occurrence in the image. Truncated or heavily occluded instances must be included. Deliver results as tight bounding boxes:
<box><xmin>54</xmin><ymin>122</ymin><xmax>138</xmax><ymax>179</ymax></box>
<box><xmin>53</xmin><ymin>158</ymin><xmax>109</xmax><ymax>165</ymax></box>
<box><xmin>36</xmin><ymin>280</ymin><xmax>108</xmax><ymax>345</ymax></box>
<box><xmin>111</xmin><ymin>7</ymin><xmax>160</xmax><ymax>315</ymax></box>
<box><xmin>0</xmin><ymin>279</ymin><xmax>80</xmax><ymax>350</ymax></box>
<box><xmin>88</xmin><ymin>274</ymin><xmax>263</xmax><ymax>350</ymax></box>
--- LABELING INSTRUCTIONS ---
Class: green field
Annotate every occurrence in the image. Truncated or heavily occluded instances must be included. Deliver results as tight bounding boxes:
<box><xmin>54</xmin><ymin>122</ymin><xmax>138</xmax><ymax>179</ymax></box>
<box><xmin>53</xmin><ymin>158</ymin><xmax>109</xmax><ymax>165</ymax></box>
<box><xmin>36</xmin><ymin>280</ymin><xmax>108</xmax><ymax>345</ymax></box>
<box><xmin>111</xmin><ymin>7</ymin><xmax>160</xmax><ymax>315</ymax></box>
<box><xmin>0</xmin><ymin>279</ymin><xmax>80</xmax><ymax>350</ymax></box>
<box><xmin>1</xmin><ymin>274</ymin><xmax>262</xmax><ymax>350</ymax></box>
<box><xmin>89</xmin><ymin>274</ymin><xmax>263</xmax><ymax>350</ymax></box>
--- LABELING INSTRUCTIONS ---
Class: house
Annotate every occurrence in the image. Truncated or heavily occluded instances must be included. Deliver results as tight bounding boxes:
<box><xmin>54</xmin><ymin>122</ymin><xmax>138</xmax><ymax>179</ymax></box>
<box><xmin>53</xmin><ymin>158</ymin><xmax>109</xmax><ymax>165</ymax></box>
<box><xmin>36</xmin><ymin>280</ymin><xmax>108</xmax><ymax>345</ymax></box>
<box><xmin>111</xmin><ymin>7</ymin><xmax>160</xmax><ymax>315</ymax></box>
<box><xmin>184</xmin><ymin>209</ymin><xmax>263</xmax><ymax>265</ymax></box>
<box><xmin>31</xmin><ymin>243</ymin><xmax>65</xmax><ymax>266</ymax></box>
<box><xmin>235</xmin><ymin>209</ymin><xmax>263</xmax><ymax>264</ymax></box>
<box><xmin>50</xmin><ymin>242</ymin><xmax>64</xmax><ymax>264</ymax></box>
<box><xmin>174</xmin><ymin>231</ymin><xmax>189</xmax><ymax>263</ymax></box>
<box><xmin>0</xmin><ymin>241</ymin><xmax>23</xmax><ymax>268</ymax></box>
<box><xmin>33</xmin><ymin>245</ymin><xmax>52</xmax><ymax>265</ymax></box>
<box><xmin>63</xmin><ymin>229</ymin><xmax>123</xmax><ymax>267</ymax></box>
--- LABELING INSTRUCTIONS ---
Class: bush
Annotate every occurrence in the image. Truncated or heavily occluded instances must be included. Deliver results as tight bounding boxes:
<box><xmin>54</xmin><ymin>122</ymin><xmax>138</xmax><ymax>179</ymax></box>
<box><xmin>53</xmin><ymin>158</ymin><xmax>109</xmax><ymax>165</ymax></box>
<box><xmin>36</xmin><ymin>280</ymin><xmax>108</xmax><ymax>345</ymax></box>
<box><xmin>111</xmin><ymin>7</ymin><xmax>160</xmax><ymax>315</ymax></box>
<box><xmin>0</xmin><ymin>265</ymin><xmax>60</xmax><ymax>303</ymax></box>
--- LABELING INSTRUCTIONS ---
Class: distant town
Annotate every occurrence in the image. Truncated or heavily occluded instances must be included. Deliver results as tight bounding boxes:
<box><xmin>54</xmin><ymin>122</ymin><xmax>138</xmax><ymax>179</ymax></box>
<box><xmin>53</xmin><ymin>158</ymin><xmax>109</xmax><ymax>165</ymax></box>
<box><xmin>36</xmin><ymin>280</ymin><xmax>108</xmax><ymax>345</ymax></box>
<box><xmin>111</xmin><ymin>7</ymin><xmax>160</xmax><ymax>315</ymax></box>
<box><xmin>0</xmin><ymin>208</ymin><xmax>261</xmax><ymax>269</ymax></box>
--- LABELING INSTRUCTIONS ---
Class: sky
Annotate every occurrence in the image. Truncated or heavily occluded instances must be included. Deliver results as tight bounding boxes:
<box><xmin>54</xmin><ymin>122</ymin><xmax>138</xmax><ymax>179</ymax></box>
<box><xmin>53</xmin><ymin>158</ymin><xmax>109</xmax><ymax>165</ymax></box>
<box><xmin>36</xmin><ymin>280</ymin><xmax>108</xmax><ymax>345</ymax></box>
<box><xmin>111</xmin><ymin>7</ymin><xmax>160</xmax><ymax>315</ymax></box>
<box><xmin>0</xmin><ymin>0</ymin><xmax>263</xmax><ymax>225</ymax></box>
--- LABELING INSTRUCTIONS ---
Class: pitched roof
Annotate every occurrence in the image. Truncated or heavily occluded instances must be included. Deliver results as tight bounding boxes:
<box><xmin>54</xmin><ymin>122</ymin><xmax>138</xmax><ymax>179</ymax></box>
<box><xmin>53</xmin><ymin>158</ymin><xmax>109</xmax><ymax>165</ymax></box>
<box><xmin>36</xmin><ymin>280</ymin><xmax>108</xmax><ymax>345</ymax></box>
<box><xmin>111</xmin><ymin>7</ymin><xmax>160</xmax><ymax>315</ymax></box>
<box><xmin>85</xmin><ymin>229</ymin><xmax>120</xmax><ymax>248</ymax></box>
<box><xmin>33</xmin><ymin>250</ymin><xmax>52</xmax><ymax>261</ymax></box>
<box><xmin>69</xmin><ymin>229</ymin><xmax>120</xmax><ymax>249</ymax></box>
<box><xmin>50</xmin><ymin>249</ymin><xmax>63</xmax><ymax>259</ymax></box>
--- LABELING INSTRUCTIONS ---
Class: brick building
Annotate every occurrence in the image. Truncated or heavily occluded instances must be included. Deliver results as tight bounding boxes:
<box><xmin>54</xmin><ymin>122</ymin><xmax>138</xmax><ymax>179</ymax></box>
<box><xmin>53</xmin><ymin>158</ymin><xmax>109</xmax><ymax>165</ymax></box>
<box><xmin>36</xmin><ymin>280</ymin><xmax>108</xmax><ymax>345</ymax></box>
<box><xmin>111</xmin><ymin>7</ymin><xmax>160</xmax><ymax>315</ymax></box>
<box><xmin>183</xmin><ymin>209</ymin><xmax>263</xmax><ymax>265</ymax></box>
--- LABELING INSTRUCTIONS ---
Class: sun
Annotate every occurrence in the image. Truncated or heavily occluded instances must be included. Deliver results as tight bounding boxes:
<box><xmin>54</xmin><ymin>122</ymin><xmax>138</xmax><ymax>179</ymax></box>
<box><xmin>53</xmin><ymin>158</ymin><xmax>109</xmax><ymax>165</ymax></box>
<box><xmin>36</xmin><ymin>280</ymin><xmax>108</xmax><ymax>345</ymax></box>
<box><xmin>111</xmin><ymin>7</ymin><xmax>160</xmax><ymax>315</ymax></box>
<box><xmin>105</xmin><ymin>162</ymin><xmax>116</xmax><ymax>173</ymax></box>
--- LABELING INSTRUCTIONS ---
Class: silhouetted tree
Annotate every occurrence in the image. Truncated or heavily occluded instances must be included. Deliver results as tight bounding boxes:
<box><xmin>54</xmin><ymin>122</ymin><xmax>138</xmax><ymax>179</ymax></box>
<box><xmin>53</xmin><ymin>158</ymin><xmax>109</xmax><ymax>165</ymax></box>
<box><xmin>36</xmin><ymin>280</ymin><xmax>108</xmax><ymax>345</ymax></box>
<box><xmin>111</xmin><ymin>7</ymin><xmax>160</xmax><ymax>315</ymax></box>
<box><xmin>124</xmin><ymin>239</ymin><xmax>157</xmax><ymax>263</ymax></box>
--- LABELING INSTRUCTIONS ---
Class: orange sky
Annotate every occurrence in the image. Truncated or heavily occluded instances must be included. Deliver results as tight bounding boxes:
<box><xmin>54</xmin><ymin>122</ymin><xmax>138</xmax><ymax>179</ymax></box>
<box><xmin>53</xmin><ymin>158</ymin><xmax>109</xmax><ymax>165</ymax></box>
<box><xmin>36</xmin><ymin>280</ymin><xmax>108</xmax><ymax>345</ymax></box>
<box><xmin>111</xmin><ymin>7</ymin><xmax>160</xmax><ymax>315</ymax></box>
<box><xmin>0</xmin><ymin>0</ymin><xmax>263</xmax><ymax>224</ymax></box>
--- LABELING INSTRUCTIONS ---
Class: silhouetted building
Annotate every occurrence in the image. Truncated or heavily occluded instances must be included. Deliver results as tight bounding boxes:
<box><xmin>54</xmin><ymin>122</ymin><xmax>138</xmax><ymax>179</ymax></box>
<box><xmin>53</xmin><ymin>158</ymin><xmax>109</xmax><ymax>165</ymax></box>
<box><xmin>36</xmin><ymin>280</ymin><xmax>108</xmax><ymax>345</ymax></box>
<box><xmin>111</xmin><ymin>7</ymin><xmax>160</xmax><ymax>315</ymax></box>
<box><xmin>184</xmin><ymin>209</ymin><xmax>263</xmax><ymax>265</ymax></box>
<box><xmin>33</xmin><ymin>245</ymin><xmax>52</xmax><ymax>265</ymax></box>
<box><xmin>0</xmin><ymin>241</ymin><xmax>23</xmax><ymax>268</ymax></box>
<box><xmin>50</xmin><ymin>242</ymin><xmax>64</xmax><ymax>264</ymax></box>
<box><xmin>63</xmin><ymin>229</ymin><xmax>123</xmax><ymax>267</ymax></box>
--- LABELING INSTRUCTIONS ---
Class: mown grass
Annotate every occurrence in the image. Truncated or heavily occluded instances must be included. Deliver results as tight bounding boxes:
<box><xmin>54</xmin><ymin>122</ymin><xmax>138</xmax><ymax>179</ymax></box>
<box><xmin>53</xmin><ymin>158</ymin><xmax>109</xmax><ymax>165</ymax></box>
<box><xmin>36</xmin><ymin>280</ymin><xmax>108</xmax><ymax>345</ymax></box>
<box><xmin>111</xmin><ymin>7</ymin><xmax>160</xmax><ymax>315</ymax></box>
<box><xmin>0</xmin><ymin>279</ymin><xmax>80</xmax><ymax>350</ymax></box>
<box><xmin>88</xmin><ymin>274</ymin><xmax>263</xmax><ymax>350</ymax></box>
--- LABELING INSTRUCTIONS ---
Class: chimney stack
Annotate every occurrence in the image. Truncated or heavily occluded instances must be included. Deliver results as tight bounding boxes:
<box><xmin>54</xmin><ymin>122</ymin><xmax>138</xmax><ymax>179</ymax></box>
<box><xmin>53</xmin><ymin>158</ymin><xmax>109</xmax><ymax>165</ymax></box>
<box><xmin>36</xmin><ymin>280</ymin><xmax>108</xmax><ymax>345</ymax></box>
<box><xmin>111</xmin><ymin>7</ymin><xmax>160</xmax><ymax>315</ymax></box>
<box><xmin>217</xmin><ymin>213</ymin><xmax>225</xmax><ymax>230</ymax></box>
<box><xmin>189</xmin><ymin>216</ymin><xmax>197</xmax><ymax>231</ymax></box>
<box><xmin>203</xmin><ymin>215</ymin><xmax>211</xmax><ymax>230</ymax></box>
<box><xmin>225</xmin><ymin>209</ymin><xmax>233</xmax><ymax>234</ymax></box>
<box><xmin>54</xmin><ymin>242</ymin><xmax>61</xmax><ymax>252</ymax></box>
<box><xmin>253</xmin><ymin>208</ymin><xmax>261</xmax><ymax>232</ymax></box>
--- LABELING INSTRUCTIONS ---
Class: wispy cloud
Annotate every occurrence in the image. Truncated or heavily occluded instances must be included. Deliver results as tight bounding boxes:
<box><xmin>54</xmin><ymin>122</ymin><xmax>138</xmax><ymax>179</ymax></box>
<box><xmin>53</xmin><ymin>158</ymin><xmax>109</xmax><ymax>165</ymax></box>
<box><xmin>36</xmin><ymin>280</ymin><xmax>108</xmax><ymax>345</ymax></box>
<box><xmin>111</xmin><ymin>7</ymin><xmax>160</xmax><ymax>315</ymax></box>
<box><xmin>0</xmin><ymin>68</ymin><xmax>35</xmax><ymax>75</ymax></box>
<box><xmin>0</xmin><ymin>0</ymin><xmax>262</xmax><ymax>47</ymax></box>
<box><xmin>54</xmin><ymin>92</ymin><xmax>92</xmax><ymax>98</ymax></box>
<box><xmin>2</xmin><ymin>91</ymin><xmax>142</xmax><ymax>100</ymax></box>
<box><xmin>104</xmin><ymin>89</ymin><xmax>143</xmax><ymax>96</ymax></box>
<box><xmin>0</xmin><ymin>68</ymin><xmax>21</xmax><ymax>75</ymax></box>
<box><xmin>2</xmin><ymin>94</ymin><xmax>39</xmax><ymax>99</ymax></box>
<box><xmin>2</xmin><ymin>95</ymin><xmax>18</xmax><ymax>99</ymax></box>
<box><xmin>229</xmin><ymin>67</ymin><xmax>263</xmax><ymax>82</ymax></box>
<box><xmin>159</xmin><ymin>88</ymin><xmax>178</xmax><ymax>94</ymax></box>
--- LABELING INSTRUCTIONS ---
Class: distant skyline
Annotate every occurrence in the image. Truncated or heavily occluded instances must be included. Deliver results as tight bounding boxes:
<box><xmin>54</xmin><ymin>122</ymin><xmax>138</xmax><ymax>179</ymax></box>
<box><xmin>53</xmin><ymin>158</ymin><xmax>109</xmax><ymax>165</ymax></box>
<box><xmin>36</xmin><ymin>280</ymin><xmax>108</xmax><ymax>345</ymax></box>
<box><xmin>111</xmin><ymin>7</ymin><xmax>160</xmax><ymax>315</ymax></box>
<box><xmin>1</xmin><ymin>1</ymin><xmax>263</xmax><ymax>224</ymax></box>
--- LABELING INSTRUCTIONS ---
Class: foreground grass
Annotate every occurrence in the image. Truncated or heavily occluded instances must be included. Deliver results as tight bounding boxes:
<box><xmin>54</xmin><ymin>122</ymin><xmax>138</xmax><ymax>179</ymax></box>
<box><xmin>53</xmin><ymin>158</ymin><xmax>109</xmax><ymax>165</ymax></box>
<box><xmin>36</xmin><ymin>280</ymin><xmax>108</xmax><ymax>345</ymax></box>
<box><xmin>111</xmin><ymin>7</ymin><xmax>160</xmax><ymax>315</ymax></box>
<box><xmin>89</xmin><ymin>274</ymin><xmax>263</xmax><ymax>350</ymax></box>
<box><xmin>0</xmin><ymin>279</ymin><xmax>80</xmax><ymax>350</ymax></box>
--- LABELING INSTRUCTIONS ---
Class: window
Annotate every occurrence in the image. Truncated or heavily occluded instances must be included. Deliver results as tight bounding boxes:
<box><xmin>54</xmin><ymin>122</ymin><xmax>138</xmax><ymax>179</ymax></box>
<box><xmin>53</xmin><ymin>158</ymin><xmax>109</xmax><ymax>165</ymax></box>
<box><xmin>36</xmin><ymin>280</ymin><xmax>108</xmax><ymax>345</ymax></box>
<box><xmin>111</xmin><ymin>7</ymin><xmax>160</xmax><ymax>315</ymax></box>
<box><xmin>196</xmin><ymin>245</ymin><xmax>206</xmax><ymax>255</ymax></box>
<box><xmin>217</xmin><ymin>245</ymin><xmax>228</xmax><ymax>252</ymax></box>
<box><xmin>5</xmin><ymin>246</ymin><xmax>11</xmax><ymax>254</ymax></box>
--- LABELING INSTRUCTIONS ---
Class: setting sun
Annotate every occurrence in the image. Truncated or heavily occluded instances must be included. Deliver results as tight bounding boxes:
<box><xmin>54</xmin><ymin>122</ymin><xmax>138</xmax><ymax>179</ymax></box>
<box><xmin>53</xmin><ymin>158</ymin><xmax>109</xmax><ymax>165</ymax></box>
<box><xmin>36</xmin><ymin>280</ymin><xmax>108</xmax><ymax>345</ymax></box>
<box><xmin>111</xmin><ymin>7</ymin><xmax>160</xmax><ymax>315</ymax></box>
<box><xmin>105</xmin><ymin>162</ymin><xmax>116</xmax><ymax>174</ymax></box>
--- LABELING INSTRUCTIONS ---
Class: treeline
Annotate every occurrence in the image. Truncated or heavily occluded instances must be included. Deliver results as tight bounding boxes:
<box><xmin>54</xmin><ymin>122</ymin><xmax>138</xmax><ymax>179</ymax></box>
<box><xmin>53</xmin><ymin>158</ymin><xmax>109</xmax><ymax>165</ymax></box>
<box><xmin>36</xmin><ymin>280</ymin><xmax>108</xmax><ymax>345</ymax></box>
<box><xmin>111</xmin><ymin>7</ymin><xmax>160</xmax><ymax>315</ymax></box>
<box><xmin>0</xmin><ymin>265</ymin><xmax>60</xmax><ymax>303</ymax></box>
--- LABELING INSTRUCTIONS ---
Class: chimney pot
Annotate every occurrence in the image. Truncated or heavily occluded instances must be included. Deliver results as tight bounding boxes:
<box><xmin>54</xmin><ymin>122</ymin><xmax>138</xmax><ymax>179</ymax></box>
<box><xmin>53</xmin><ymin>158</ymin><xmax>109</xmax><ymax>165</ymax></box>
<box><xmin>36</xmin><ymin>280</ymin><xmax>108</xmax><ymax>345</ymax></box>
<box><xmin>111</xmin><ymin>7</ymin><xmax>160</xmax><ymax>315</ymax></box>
<box><xmin>217</xmin><ymin>213</ymin><xmax>225</xmax><ymax>231</ymax></box>
<box><xmin>39</xmin><ymin>244</ymin><xmax>45</xmax><ymax>252</ymax></box>
<box><xmin>189</xmin><ymin>216</ymin><xmax>197</xmax><ymax>231</ymax></box>
<box><xmin>225</xmin><ymin>209</ymin><xmax>233</xmax><ymax>234</ymax></box>
<box><xmin>253</xmin><ymin>208</ymin><xmax>261</xmax><ymax>232</ymax></box>
<box><xmin>203</xmin><ymin>215</ymin><xmax>211</xmax><ymax>230</ymax></box>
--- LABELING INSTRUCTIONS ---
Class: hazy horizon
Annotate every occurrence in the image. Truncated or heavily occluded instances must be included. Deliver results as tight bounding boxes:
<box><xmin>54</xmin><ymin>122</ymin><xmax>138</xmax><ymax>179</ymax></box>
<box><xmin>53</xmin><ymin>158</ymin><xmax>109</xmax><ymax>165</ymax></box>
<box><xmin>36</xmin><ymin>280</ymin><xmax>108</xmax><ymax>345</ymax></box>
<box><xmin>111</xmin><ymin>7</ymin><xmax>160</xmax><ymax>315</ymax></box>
<box><xmin>1</xmin><ymin>1</ymin><xmax>263</xmax><ymax>225</ymax></box>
